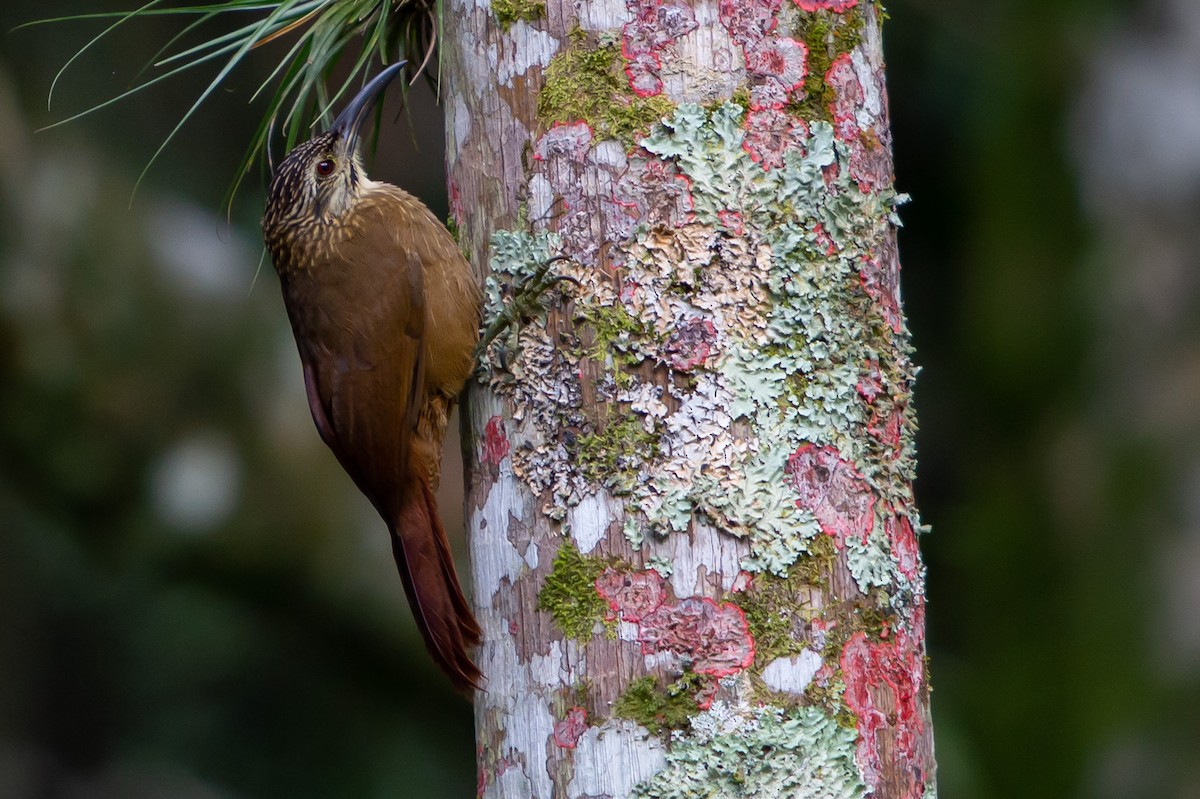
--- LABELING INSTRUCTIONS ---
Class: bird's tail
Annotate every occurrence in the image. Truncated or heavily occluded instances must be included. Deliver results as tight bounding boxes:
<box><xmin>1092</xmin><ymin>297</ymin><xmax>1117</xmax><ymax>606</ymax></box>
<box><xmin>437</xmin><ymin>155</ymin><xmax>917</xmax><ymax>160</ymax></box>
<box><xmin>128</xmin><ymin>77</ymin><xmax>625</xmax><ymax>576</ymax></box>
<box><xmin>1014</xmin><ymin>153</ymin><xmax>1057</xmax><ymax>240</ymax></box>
<box><xmin>390</xmin><ymin>474</ymin><xmax>483</xmax><ymax>693</ymax></box>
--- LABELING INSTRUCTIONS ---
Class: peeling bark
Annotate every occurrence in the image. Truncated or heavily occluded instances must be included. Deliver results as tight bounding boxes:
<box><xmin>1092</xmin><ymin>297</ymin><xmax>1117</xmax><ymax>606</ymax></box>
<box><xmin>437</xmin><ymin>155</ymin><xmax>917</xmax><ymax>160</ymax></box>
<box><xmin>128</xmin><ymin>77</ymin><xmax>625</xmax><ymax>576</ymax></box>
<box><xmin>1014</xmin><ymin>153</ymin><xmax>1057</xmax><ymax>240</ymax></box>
<box><xmin>444</xmin><ymin>1</ymin><xmax>935</xmax><ymax>796</ymax></box>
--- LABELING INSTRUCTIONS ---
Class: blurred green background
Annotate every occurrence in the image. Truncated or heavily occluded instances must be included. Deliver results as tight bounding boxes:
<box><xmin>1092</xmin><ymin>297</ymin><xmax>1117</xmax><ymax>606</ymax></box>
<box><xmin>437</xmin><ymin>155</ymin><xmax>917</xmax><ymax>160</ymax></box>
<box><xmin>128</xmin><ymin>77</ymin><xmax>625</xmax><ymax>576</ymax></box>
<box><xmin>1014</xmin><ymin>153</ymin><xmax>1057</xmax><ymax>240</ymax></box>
<box><xmin>2</xmin><ymin>1</ymin><xmax>1197</xmax><ymax>797</ymax></box>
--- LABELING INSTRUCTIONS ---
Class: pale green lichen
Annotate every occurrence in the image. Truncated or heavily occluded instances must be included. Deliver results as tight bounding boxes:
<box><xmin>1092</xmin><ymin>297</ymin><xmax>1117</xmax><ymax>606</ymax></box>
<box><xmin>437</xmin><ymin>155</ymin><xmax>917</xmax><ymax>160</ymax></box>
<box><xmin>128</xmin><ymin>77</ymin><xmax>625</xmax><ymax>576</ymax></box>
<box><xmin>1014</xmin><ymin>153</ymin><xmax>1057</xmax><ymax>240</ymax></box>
<box><xmin>483</xmin><ymin>103</ymin><xmax>918</xmax><ymax>594</ymax></box>
<box><xmin>481</xmin><ymin>229</ymin><xmax>562</xmax><ymax>346</ymax></box>
<box><xmin>632</xmin><ymin>103</ymin><xmax>916</xmax><ymax>585</ymax></box>
<box><xmin>633</xmin><ymin>705</ymin><xmax>865</xmax><ymax>799</ymax></box>
<box><xmin>537</xmin><ymin>27</ymin><xmax>675</xmax><ymax>146</ymax></box>
<box><xmin>536</xmin><ymin>539</ymin><xmax>609</xmax><ymax>640</ymax></box>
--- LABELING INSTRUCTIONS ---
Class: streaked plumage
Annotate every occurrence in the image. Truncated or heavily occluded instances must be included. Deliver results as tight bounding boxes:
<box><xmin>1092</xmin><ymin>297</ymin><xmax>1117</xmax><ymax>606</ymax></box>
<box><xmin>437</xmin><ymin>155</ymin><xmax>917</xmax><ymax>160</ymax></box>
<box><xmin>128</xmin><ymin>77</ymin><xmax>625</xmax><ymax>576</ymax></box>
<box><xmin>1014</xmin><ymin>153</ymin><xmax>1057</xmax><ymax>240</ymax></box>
<box><xmin>261</xmin><ymin>65</ymin><xmax>482</xmax><ymax>691</ymax></box>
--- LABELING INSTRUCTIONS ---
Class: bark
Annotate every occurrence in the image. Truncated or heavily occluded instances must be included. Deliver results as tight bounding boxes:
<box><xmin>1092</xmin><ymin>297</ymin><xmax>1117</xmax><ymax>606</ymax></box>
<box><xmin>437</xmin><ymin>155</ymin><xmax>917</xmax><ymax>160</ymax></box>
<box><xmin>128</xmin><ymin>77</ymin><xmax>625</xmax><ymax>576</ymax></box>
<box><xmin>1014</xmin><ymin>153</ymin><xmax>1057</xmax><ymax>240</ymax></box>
<box><xmin>443</xmin><ymin>1</ymin><xmax>934</xmax><ymax>797</ymax></box>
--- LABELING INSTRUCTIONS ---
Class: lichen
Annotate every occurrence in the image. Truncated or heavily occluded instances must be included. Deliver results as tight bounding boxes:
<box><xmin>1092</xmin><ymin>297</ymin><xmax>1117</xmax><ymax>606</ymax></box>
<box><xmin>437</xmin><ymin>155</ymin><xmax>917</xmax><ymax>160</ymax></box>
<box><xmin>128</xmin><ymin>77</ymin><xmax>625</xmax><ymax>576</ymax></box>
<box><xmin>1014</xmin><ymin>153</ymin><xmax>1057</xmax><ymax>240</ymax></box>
<box><xmin>537</xmin><ymin>27</ymin><xmax>675</xmax><ymax>147</ymax></box>
<box><xmin>614</xmin><ymin>674</ymin><xmax>704</xmax><ymax>735</ymax></box>
<box><xmin>573</xmin><ymin>412</ymin><xmax>661</xmax><ymax>495</ymax></box>
<box><xmin>633</xmin><ymin>705</ymin><xmax>865</xmax><ymax>799</ymax></box>
<box><xmin>483</xmin><ymin>102</ymin><xmax>917</xmax><ymax>594</ymax></box>
<box><xmin>634</xmin><ymin>103</ymin><xmax>915</xmax><ymax>585</ymax></box>
<box><xmin>730</xmin><ymin>545</ymin><xmax>835</xmax><ymax>668</ymax></box>
<box><xmin>480</xmin><ymin>229</ymin><xmax>563</xmax><ymax>356</ymax></box>
<box><xmin>785</xmin><ymin>6</ymin><xmax>867</xmax><ymax>123</ymax></box>
<box><xmin>536</xmin><ymin>539</ymin><xmax>610</xmax><ymax>640</ymax></box>
<box><xmin>492</xmin><ymin>0</ymin><xmax>545</xmax><ymax>31</ymax></box>
<box><xmin>575</xmin><ymin>299</ymin><xmax>654</xmax><ymax>375</ymax></box>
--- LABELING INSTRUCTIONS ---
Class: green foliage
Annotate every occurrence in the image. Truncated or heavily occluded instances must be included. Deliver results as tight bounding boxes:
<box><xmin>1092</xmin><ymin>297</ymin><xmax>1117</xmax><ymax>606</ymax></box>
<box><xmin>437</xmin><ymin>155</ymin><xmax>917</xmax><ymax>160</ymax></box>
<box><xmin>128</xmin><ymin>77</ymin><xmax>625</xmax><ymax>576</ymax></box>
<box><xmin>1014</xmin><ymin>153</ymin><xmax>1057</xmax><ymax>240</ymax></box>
<box><xmin>536</xmin><ymin>539</ymin><xmax>609</xmax><ymax>640</ymax></box>
<box><xmin>492</xmin><ymin>0</ymin><xmax>545</xmax><ymax>30</ymax></box>
<box><xmin>536</xmin><ymin>27</ymin><xmax>674</xmax><ymax>145</ymax></box>
<box><xmin>613</xmin><ymin>674</ymin><xmax>703</xmax><ymax>735</ymax></box>
<box><xmin>25</xmin><ymin>0</ymin><xmax>433</xmax><ymax>207</ymax></box>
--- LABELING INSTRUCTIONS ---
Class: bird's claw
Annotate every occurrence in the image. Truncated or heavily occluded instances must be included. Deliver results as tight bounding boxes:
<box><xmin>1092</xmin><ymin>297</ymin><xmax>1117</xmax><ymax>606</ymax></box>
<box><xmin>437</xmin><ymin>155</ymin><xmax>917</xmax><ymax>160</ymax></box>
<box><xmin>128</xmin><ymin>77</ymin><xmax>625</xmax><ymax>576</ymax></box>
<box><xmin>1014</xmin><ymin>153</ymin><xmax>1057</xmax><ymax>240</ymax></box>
<box><xmin>475</xmin><ymin>255</ymin><xmax>575</xmax><ymax>362</ymax></box>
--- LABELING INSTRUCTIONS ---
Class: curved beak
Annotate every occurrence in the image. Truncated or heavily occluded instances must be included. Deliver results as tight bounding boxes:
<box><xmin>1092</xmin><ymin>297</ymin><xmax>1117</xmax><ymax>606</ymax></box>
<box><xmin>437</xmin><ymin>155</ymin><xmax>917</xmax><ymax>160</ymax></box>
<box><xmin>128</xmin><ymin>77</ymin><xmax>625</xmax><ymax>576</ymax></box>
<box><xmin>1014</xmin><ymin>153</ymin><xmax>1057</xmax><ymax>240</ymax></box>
<box><xmin>329</xmin><ymin>61</ymin><xmax>407</xmax><ymax>151</ymax></box>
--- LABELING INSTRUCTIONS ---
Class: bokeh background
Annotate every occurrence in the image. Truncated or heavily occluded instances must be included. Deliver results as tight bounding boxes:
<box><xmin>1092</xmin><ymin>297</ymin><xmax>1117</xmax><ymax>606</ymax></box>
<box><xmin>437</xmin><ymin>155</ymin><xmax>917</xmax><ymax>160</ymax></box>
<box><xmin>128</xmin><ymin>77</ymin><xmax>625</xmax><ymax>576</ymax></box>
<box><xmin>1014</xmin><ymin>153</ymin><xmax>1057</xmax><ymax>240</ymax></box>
<box><xmin>2</xmin><ymin>0</ymin><xmax>1197</xmax><ymax>796</ymax></box>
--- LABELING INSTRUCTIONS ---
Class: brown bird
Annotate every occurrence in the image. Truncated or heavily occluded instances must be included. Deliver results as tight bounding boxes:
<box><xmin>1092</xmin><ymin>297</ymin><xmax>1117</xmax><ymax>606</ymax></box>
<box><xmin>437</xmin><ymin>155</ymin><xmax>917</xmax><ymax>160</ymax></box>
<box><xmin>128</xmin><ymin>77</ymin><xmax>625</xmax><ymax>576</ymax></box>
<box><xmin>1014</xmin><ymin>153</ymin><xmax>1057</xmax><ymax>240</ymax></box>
<box><xmin>262</xmin><ymin>63</ymin><xmax>483</xmax><ymax>691</ymax></box>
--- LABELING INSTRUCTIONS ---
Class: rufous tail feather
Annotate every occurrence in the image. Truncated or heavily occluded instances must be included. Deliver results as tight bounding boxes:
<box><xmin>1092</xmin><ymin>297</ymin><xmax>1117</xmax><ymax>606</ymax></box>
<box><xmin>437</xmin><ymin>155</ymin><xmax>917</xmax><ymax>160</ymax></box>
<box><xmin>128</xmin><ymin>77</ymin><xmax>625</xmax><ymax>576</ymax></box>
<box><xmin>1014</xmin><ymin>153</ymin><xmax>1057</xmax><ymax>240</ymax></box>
<box><xmin>390</xmin><ymin>474</ymin><xmax>482</xmax><ymax>692</ymax></box>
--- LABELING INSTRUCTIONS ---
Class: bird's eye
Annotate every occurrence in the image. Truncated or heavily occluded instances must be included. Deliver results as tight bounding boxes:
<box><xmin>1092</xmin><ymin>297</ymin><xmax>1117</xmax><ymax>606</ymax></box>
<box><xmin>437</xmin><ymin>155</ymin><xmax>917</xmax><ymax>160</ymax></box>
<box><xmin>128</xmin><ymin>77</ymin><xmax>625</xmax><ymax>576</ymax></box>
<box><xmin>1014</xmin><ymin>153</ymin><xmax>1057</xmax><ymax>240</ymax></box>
<box><xmin>315</xmin><ymin>159</ymin><xmax>335</xmax><ymax>177</ymax></box>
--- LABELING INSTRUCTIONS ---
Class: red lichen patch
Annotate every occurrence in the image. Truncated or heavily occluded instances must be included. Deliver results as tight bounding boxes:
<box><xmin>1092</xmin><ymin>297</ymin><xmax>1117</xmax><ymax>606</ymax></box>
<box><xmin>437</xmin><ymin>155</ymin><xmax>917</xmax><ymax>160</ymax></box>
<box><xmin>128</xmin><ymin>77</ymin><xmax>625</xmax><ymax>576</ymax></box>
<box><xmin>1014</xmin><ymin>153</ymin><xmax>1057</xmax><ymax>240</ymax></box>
<box><xmin>840</xmin><ymin>628</ymin><xmax>927</xmax><ymax>798</ymax></box>
<box><xmin>822</xmin><ymin>158</ymin><xmax>841</xmax><ymax>189</ymax></box>
<box><xmin>616</xmin><ymin>150</ymin><xmax>695</xmax><ymax>229</ymax></box>
<box><xmin>859</xmin><ymin>240</ymin><xmax>902</xmax><ymax>332</ymax></box>
<box><xmin>868</xmin><ymin>402</ymin><xmax>904</xmax><ymax>456</ymax></box>
<box><xmin>553</xmin><ymin>706</ymin><xmax>589</xmax><ymax>749</ymax></box>
<box><xmin>533</xmin><ymin>121</ymin><xmax>594</xmax><ymax>161</ymax></box>
<box><xmin>448</xmin><ymin>179</ymin><xmax>464</xmax><ymax>229</ymax></box>
<box><xmin>717</xmin><ymin>209</ymin><xmax>745</xmax><ymax>236</ymax></box>
<box><xmin>730</xmin><ymin>570</ymin><xmax>754</xmax><ymax>593</ymax></box>
<box><xmin>856</xmin><ymin>358</ymin><xmax>883</xmax><ymax>403</ymax></box>
<box><xmin>826</xmin><ymin>54</ymin><xmax>895</xmax><ymax>193</ymax></box>
<box><xmin>622</xmin><ymin>0</ymin><xmax>698</xmax><ymax>97</ymax></box>
<box><xmin>809</xmin><ymin>616</ymin><xmax>837</xmax><ymax>648</ymax></box>
<box><xmin>638</xmin><ymin>597</ymin><xmax>755</xmax><ymax>677</ymax></box>
<box><xmin>718</xmin><ymin>0</ymin><xmax>780</xmax><ymax>48</ymax></box>
<box><xmin>848</xmin><ymin>128</ymin><xmax>894</xmax><ymax>194</ymax></box>
<box><xmin>663</xmin><ymin>317</ymin><xmax>717</xmax><ymax>371</ymax></box>
<box><xmin>885</xmin><ymin>511</ymin><xmax>920</xmax><ymax>581</ymax></box>
<box><xmin>746</xmin><ymin>36</ymin><xmax>808</xmax><ymax>100</ymax></box>
<box><xmin>743</xmin><ymin>107</ymin><xmax>809</xmax><ymax>170</ymax></box>
<box><xmin>794</xmin><ymin>0</ymin><xmax>858</xmax><ymax>13</ymax></box>
<box><xmin>785</xmin><ymin>444</ymin><xmax>876</xmax><ymax>547</ymax></box>
<box><xmin>595</xmin><ymin>567</ymin><xmax>668</xmax><ymax>623</ymax></box>
<box><xmin>812</xmin><ymin>222</ymin><xmax>838</xmax><ymax>256</ymax></box>
<box><xmin>812</xmin><ymin>662</ymin><xmax>835</xmax><ymax>688</ymax></box>
<box><xmin>483</xmin><ymin>415</ymin><xmax>511</xmax><ymax>466</ymax></box>
<box><xmin>826</xmin><ymin>53</ymin><xmax>863</xmax><ymax>141</ymax></box>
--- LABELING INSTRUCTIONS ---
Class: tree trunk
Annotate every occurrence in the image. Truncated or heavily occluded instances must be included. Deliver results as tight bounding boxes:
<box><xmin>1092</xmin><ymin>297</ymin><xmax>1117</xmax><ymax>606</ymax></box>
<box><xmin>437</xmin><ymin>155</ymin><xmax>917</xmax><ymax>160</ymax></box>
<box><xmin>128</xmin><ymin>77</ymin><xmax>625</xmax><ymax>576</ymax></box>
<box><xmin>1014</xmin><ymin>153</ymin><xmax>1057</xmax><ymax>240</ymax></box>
<box><xmin>443</xmin><ymin>1</ymin><xmax>934</xmax><ymax>796</ymax></box>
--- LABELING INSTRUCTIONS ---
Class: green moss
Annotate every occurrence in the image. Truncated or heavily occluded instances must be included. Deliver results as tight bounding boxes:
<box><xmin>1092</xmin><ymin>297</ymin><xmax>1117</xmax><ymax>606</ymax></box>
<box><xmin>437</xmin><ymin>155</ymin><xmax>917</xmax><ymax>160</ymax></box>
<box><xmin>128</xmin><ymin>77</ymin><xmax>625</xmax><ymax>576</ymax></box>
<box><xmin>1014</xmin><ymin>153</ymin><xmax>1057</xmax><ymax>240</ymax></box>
<box><xmin>537</xmin><ymin>27</ymin><xmax>675</xmax><ymax>146</ymax></box>
<box><xmin>573</xmin><ymin>412</ymin><xmax>660</xmax><ymax>494</ymax></box>
<box><xmin>787</xmin><ymin>8</ymin><xmax>866</xmax><ymax>123</ymax></box>
<box><xmin>614</xmin><ymin>673</ymin><xmax>703</xmax><ymax>734</ymax></box>
<box><xmin>730</xmin><ymin>86</ymin><xmax>752</xmax><ymax>113</ymax></box>
<box><xmin>803</xmin><ymin>677</ymin><xmax>858</xmax><ymax>730</ymax></box>
<box><xmin>537</xmin><ymin>539</ymin><xmax>609</xmax><ymax>640</ymax></box>
<box><xmin>576</xmin><ymin>300</ymin><xmax>653</xmax><ymax>386</ymax></box>
<box><xmin>492</xmin><ymin>0</ymin><xmax>545</xmax><ymax>30</ymax></box>
<box><xmin>731</xmin><ymin>536</ymin><xmax>836</xmax><ymax>668</ymax></box>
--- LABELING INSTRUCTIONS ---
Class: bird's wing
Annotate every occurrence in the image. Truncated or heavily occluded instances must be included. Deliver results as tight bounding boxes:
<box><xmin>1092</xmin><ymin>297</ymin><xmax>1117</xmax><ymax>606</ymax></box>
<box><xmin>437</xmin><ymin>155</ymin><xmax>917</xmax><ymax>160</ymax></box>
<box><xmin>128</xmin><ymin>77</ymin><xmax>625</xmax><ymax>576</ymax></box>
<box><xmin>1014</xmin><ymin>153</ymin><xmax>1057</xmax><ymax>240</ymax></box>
<box><xmin>292</xmin><ymin>237</ymin><xmax>427</xmax><ymax>519</ymax></box>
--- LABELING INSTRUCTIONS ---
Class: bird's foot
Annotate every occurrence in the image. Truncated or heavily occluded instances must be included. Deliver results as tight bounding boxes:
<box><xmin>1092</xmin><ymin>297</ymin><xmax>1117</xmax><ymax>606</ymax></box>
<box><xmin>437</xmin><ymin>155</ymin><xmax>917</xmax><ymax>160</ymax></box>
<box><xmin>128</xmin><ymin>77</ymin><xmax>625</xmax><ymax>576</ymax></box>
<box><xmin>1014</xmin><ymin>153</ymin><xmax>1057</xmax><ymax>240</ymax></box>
<box><xmin>475</xmin><ymin>255</ymin><xmax>578</xmax><ymax>364</ymax></box>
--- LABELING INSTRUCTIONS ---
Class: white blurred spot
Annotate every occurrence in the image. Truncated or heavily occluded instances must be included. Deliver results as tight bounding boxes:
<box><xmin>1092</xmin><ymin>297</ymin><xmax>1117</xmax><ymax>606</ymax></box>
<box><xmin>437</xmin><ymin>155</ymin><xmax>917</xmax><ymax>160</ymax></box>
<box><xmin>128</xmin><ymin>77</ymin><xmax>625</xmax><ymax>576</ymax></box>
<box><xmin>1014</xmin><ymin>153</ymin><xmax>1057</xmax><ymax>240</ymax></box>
<box><xmin>146</xmin><ymin>200</ymin><xmax>256</xmax><ymax>300</ymax></box>
<box><xmin>1073</xmin><ymin>4</ymin><xmax>1200</xmax><ymax>211</ymax></box>
<box><xmin>151</xmin><ymin>433</ymin><xmax>241</xmax><ymax>533</ymax></box>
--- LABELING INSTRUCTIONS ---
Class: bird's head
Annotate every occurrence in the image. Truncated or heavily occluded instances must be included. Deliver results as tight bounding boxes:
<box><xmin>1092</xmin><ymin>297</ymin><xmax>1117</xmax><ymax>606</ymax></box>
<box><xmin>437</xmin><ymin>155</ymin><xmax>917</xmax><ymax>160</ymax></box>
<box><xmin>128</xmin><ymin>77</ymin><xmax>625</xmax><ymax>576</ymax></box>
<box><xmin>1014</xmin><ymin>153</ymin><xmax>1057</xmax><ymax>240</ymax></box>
<box><xmin>263</xmin><ymin>62</ymin><xmax>405</xmax><ymax>242</ymax></box>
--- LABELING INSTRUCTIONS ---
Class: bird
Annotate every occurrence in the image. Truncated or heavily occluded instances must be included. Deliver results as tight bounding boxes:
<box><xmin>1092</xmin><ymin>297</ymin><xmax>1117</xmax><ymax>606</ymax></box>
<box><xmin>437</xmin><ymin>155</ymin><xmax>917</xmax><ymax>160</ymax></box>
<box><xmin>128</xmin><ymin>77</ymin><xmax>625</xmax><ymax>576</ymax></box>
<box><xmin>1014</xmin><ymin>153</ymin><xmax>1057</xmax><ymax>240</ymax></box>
<box><xmin>261</xmin><ymin>62</ymin><xmax>483</xmax><ymax>692</ymax></box>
